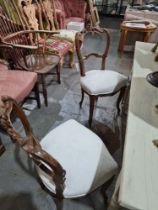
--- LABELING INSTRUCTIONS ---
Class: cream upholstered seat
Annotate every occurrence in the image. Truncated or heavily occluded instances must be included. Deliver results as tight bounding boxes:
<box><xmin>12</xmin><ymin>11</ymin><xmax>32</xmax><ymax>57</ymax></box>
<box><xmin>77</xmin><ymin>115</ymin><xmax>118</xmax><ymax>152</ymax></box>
<box><xmin>75</xmin><ymin>28</ymin><xmax>128</xmax><ymax>127</ymax></box>
<box><xmin>36</xmin><ymin>119</ymin><xmax>118</xmax><ymax>198</ymax></box>
<box><xmin>81</xmin><ymin>70</ymin><xmax>127</xmax><ymax>95</ymax></box>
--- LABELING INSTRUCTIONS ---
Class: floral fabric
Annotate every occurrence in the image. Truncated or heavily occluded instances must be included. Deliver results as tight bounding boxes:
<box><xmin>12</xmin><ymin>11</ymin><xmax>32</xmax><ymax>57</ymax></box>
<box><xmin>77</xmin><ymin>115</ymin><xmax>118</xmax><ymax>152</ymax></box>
<box><xmin>38</xmin><ymin>38</ymin><xmax>71</xmax><ymax>55</ymax></box>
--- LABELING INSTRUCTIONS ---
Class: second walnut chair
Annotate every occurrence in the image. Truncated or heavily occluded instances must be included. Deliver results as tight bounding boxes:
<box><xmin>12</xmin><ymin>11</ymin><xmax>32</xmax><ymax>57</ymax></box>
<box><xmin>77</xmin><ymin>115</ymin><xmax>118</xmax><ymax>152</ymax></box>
<box><xmin>75</xmin><ymin>28</ymin><xmax>128</xmax><ymax>127</ymax></box>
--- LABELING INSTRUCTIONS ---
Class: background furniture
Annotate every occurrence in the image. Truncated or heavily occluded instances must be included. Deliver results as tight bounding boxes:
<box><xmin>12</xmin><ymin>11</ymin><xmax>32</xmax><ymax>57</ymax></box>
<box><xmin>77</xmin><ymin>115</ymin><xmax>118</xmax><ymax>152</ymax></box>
<box><xmin>109</xmin><ymin>41</ymin><xmax>158</xmax><ymax>210</ymax></box>
<box><xmin>0</xmin><ymin>1</ymin><xmax>64</xmax><ymax>106</ymax></box>
<box><xmin>0</xmin><ymin>96</ymin><xmax>118</xmax><ymax>209</ymax></box>
<box><xmin>53</xmin><ymin>0</ymin><xmax>100</xmax><ymax>29</ymax></box>
<box><xmin>124</xmin><ymin>6</ymin><xmax>158</xmax><ymax>43</ymax></box>
<box><xmin>17</xmin><ymin>0</ymin><xmax>74</xmax><ymax>68</ymax></box>
<box><xmin>118</xmin><ymin>21</ymin><xmax>156</xmax><ymax>54</ymax></box>
<box><xmin>75</xmin><ymin>28</ymin><xmax>127</xmax><ymax>126</ymax></box>
<box><xmin>53</xmin><ymin>0</ymin><xmax>87</xmax><ymax>29</ymax></box>
<box><xmin>67</xmin><ymin>21</ymin><xmax>85</xmax><ymax>31</ymax></box>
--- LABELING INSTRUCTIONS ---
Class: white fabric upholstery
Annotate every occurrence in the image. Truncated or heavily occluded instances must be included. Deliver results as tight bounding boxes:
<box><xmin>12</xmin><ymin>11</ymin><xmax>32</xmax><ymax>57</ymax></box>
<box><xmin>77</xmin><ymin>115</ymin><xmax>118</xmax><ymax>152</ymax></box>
<box><xmin>81</xmin><ymin>70</ymin><xmax>127</xmax><ymax>95</ymax></box>
<box><xmin>36</xmin><ymin>119</ymin><xmax>118</xmax><ymax>198</ymax></box>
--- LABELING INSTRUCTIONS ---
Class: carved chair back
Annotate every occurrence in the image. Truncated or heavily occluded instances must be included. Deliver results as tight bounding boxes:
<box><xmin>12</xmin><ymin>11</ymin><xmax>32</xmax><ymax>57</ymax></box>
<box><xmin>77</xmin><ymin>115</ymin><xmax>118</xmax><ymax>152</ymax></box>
<box><xmin>0</xmin><ymin>96</ymin><xmax>65</xmax><ymax>198</ymax></box>
<box><xmin>75</xmin><ymin>27</ymin><xmax>110</xmax><ymax>76</ymax></box>
<box><xmin>17</xmin><ymin>0</ymin><xmax>57</xmax><ymax>31</ymax></box>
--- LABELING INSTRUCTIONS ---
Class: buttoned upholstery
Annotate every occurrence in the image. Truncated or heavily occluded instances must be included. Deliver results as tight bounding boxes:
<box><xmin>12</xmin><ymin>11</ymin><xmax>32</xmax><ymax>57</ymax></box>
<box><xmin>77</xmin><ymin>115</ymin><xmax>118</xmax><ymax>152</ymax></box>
<box><xmin>37</xmin><ymin>119</ymin><xmax>118</xmax><ymax>198</ymax></box>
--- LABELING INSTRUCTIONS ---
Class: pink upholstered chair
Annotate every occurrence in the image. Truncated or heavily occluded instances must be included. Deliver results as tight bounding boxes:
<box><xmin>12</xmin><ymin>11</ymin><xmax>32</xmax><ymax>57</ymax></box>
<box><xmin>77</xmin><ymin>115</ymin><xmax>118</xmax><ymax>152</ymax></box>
<box><xmin>0</xmin><ymin>59</ymin><xmax>40</xmax><ymax>107</ymax></box>
<box><xmin>54</xmin><ymin>0</ymin><xmax>87</xmax><ymax>29</ymax></box>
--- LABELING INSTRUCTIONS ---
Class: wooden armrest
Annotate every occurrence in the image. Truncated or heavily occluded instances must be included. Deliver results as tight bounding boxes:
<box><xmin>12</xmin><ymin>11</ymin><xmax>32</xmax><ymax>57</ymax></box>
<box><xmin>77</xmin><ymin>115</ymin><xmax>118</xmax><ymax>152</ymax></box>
<box><xmin>0</xmin><ymin>41</ymin><xmax>38</xmax><ymax>50</ymax></box>
<box><xmin>5</xmin><ymin>30</ymin><xmax>60</xmax><ymax>40</ymax></box>
<box><xmin>12</xmin><ymin>44</ymin><xmax>39</xmax><ymax>50</ymax></box>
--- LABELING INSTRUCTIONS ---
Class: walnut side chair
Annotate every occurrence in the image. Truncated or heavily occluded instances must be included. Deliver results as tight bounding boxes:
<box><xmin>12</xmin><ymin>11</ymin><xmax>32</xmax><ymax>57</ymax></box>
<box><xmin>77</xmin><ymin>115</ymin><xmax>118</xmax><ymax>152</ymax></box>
<box><xmin>75</xmin><ymin>28</ymin><xmax>128</xmax><ymax>127</ymax></box>
<box><xmin>0</xmin><ymin>96</ymin><xmax>118</xmax><ymax>210</ymax></box>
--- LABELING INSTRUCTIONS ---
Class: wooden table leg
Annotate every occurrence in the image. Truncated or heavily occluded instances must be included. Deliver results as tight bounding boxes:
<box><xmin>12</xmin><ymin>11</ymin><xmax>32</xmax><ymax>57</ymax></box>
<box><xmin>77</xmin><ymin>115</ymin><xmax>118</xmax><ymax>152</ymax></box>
<box><xmin>118</xmin><ymin>29</ymin><xmax>128</xmax><ymax>56</ymax></box>
<box><xmin>118</xmin><ymin>29</ymin><xmax>123</xmax><ymax>52</ymax></box>
<box><xmin>144</xmin><ymin>32</ymin><xmax>151</xmax><ymax>42</ymax></box>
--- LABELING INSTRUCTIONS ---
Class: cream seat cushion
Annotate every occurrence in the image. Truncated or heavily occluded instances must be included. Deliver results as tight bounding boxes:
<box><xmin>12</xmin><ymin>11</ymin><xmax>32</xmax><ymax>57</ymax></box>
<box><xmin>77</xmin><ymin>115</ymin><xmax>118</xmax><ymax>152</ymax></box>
<box><xmin>53</xmin><ymin>29</ymin><xmax>77</xmax><ymax>43</ymax></box>
<box><xmin>81</xmin><ymin>70</ymin><xmax>127</xmax><ymax>95</ymax></box>
<box><xmin>36</xmin><ymin>119</ymin><xmax>118</xmax><ymax>198</ymax></box>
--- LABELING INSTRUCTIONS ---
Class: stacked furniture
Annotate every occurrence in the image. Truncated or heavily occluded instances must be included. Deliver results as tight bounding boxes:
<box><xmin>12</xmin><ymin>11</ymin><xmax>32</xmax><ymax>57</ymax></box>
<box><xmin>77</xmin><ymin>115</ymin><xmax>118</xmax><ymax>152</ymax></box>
<box><xmin>0</xmin><ymin>0</ymin><xmax>75</xmax><ymax>106</ymax></box>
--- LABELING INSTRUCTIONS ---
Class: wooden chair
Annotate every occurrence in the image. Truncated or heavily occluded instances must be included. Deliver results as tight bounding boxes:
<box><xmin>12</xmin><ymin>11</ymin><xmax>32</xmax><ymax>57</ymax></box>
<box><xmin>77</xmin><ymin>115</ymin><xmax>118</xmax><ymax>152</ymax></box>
<box><xmin>0</xmin><ymin>95</ymin><xmax>118</xmax><ymax>209</ymax></box>
<box><xmin>0</xmin><ymin>2</ymin><xmax>62</xmax><ymax>106</ymax></box>
<box><xmin>17</xmin><ymin>0</ymin><xmax>75</xmax><ymax>68</ymax></box>
<box><xmin>38</xmin><ymin>0</ymin><xmax>78</xmax><ymax>45</ymax></box>
<box><xmin>75</xmin><ymin>28</ymin><xmax>128</xmax><ymax>127</ymax></box>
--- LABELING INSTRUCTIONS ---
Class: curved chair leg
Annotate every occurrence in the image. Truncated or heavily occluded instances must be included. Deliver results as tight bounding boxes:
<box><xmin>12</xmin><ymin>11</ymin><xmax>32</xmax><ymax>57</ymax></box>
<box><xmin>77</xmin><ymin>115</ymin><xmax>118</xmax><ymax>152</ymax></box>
<box><xmin>54</xmin><ymin>197</ymin><xmax>63</xmax><ymax>210</ymax></box>
<box><xmin>116</xmin><ymin>87</ymin><xmax>126</xmax><ymax>115</ymax></box>
<box><xmin>79</xmin><ymin>88</ymin><xmax>85</xmax><ymax>108</ymax></box>
<box><xmin>89</xmin><ymin>95</ymin><xmax>95</xmax><ymax>127</ymax></box>
<box><xmin>68</xmin><ymin>47</ymin><xmax>74</xmax><ymax>68</ymax></box>
<box><xmin>41</xmin><ymin>74</ymin><xmax>48</xmax><ymax>107</ymax></box>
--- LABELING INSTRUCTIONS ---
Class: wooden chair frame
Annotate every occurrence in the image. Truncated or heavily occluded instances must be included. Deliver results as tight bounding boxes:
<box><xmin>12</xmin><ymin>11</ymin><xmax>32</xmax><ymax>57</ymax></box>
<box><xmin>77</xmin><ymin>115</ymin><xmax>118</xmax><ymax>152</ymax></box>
<box><xmin>0</xmin><ymin>96</ymin><xmax>65</xmax><ymax>199</ymax></box>
<box><xmin>0</xmin><ymin>95</ymin><xmax>116</xmax><ymax>210</ymax></box>
<box><xmin>75</xmin><ymin>27</ymin><xmax>126</xmax><ymax>126</ymax></box>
